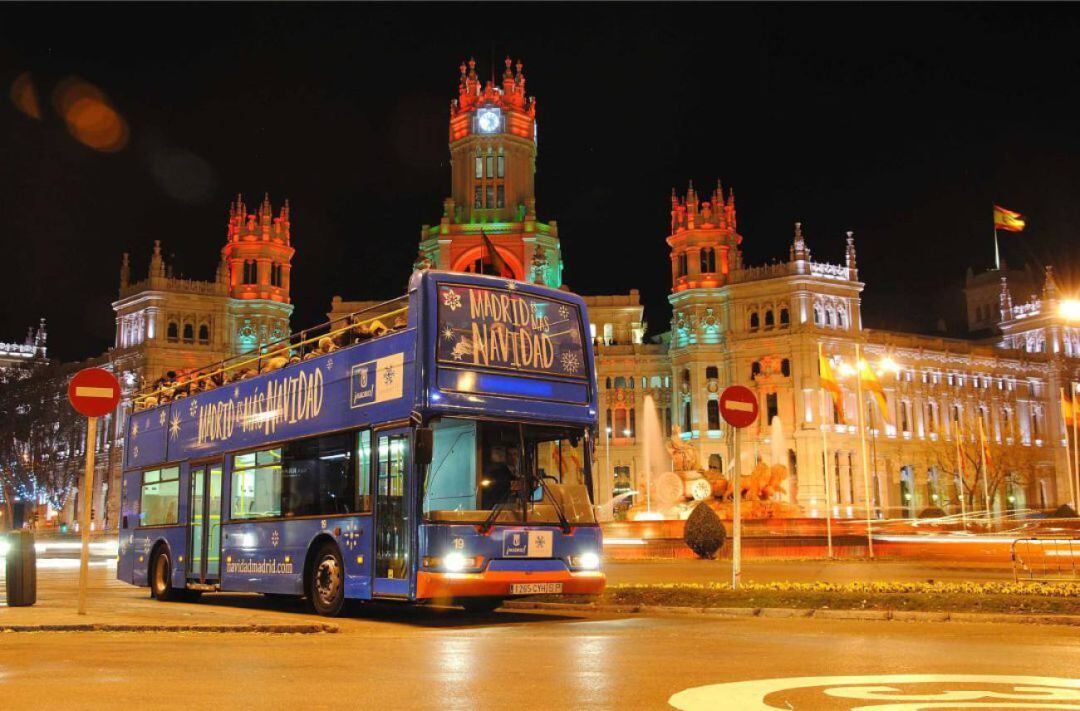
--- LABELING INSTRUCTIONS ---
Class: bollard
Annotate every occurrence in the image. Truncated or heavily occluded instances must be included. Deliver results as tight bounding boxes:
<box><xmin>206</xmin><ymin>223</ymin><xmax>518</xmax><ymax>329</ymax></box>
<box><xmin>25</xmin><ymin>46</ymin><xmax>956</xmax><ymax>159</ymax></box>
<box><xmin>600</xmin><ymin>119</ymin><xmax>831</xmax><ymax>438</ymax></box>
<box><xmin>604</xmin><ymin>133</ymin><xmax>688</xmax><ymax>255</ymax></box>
<box><xmin>5</xmin><ymin>530</ymin><xmax>37</xmax><ymax>606</ymax></box>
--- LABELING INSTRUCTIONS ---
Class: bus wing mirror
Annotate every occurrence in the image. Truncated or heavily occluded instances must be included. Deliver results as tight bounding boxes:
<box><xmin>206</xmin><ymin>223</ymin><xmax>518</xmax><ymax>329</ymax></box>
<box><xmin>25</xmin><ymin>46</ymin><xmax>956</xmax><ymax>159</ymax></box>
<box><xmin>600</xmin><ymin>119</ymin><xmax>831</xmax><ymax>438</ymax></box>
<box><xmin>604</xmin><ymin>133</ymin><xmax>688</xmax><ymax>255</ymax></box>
<box><xmin>415</xmin><ymin>427</ymin><xmax>434</xmax><ymax>465</ymax></box>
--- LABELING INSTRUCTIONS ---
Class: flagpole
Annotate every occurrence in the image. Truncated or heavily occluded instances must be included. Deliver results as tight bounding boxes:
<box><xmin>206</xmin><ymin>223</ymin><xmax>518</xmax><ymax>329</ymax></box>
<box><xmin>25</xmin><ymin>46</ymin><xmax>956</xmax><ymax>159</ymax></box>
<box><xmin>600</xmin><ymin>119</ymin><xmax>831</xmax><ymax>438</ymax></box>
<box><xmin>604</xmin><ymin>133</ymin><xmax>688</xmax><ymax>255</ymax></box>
<box><xmin>978</xmin><ymin>418</ymin><xmax>992</xmax><ymax>516</ymax></box>
<box><xmin>956</xmin><ymin>419</ymin><xmax>967</xmax><ymax>528</ymax></box>
<box><xmin>1072</xmin><ymin>384</ymin><xmax>1079</xmax><ymax>511</ymax></box>
<box><xmin>818</xmin><ymin>342</ymin><xmax>834</xmax><ymax>559</ymax></box>
<box><xmin>1061</xmin><ymin>387</ymin><xmax>1077</xmax><ymax>511</ymax></box>
<box><xmin>854</xmin><ymin>342</ymin><xmax>874</xmax><ymax>558</ymax></box>
<box><xmin>994</xmin><ymin>227</ymin><xmax>1000</xmax><ymax>271</ymax></box>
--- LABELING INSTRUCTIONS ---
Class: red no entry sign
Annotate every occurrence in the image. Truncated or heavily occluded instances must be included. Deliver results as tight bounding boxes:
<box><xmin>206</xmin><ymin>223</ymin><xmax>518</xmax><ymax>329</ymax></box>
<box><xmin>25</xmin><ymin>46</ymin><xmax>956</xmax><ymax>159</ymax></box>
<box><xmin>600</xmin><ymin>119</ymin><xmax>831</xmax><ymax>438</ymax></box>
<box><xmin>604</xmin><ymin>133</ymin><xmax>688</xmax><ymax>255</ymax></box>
<box><xmin>719</xmin><ymin>385</ymin><xmax>759</xmax><ymax>428</ymax></box>
<box><xmin>67</xmin><ymin>367</ymin><xmax>121</xmax><ymax>417</ymax></box>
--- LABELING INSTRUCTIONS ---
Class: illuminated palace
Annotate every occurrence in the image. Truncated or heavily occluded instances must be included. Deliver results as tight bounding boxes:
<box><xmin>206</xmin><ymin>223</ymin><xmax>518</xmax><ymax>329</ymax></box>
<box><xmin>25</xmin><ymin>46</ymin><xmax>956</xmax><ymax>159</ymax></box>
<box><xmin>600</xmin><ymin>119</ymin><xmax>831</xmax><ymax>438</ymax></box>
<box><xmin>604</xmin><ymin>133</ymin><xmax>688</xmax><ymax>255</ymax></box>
<box><xmin>87</xmin><ymin>195</ymin><xmax>296</xmax><ymax>527</ymax></box>
<box><xmin>332</xmin><ymin>57</ymin><xmax>1079</xmax><ymax>520</ymax></box>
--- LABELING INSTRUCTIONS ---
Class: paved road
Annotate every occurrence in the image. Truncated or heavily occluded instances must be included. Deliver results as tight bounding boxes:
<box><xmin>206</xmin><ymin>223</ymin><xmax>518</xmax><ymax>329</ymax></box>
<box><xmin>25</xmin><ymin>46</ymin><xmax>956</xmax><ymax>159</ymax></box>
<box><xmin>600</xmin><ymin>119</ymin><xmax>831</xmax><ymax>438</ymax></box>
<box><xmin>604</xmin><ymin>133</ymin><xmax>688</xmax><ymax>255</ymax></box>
<box><xmin>1</xmin><ymin>607</ymin><xmax>1077</xmax><ymax>709</ymax></box>
<box><xmin>2</xmin><ymin>563</ymin><xmax>1079</xmax><ymax>709</ymax></box>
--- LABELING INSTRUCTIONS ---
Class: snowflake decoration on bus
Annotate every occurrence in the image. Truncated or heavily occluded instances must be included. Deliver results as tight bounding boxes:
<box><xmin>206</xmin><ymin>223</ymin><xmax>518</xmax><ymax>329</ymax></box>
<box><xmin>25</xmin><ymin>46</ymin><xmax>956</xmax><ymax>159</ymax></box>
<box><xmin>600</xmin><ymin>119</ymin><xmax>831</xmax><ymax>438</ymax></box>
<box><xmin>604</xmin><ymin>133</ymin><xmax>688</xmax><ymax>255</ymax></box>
<box><xmin>270</xmin><ymin>530</ymin><xmax>280</xmax><ymax>547</ymax></box>
<box><xmin>325</xmin><ymin>357</ymin><xmax>334</xmax><ymax>372</ymax></box>
<box><xmin>560</xmin><ymin>352</ymin><xmax>581</xmax><ymax>374</ymax></box>
<box><xmin>131</xmin><ymin>421</ymin><xmax>139</xmax><ymax>439</ymax></box>
<box><xmin>382</xmin><ymin>365</ymin><xmax>396</xmax><ymax>386</ymax></box>
<box><xmin>558</xmin><ymin>305</ymin><xmax>570</xmax><ymax>319</ymax></box>
<box><xmin>158</xmin><ymin>410</ymin><xmax>166</xmax><ymax>426</ymax></box>
<box><xmin>189</xmin><ymin>399</ymin><xmax>198</xmax><ymax>418</ymax></box>
<box><xmin>233</xmin><ymin>386</ymin><xmax>240</xmax><ymax>398</ymax></box>
<box><xmin>441</xmin><ymin>288</ymin><xmax>462</xmax><ymax>311</ymax></box>
<box><xmin>505</xmin><ymin>280</ymin><xmax>517</xmax><ymax>291</ymax></box>
<box><xmin>132</xmin><ymin>445</ymin><xmax>140</xmax><ymax>459</ymax></box>
<box><xmin>441</xmin><ymin>325</ymin><xmax>455</xmax><ymax>342</ymax></box>
<box><xmin>169</xmin><ymin>413</ymin><xmax>182</xmax><ymax>440</ymax></box>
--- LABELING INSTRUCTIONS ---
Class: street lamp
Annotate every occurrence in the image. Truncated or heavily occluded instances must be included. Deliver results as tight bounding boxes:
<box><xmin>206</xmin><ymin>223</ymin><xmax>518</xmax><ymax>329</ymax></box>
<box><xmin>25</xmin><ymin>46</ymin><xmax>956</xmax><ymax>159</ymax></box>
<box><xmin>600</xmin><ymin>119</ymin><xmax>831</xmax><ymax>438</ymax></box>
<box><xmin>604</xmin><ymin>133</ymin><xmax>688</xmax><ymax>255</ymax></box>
<box><xmin>1059</xmin><ymin>299</ymin><xmax>1080</xmax><ymax>320</ymax></box>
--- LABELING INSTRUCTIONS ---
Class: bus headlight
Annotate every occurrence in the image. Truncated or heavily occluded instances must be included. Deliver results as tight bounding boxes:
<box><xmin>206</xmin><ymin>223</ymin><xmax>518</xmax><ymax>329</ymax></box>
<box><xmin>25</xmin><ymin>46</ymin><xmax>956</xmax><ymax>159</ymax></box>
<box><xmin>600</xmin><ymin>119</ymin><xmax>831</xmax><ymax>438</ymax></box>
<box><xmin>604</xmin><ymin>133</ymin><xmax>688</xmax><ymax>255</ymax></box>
<box><xmin>443</xmin><ymin>552</ymin><xmax>467</xmax><ymax>572</ymax></box>
<box><xmin>570</xmin><ymin>551</ymin><xmax>600</xmax><ymax>570</ymax></box>
<box><xmin>0</xmin><ymin>538</ymin><xmax>9</xmax><ymax>557</ymax></box>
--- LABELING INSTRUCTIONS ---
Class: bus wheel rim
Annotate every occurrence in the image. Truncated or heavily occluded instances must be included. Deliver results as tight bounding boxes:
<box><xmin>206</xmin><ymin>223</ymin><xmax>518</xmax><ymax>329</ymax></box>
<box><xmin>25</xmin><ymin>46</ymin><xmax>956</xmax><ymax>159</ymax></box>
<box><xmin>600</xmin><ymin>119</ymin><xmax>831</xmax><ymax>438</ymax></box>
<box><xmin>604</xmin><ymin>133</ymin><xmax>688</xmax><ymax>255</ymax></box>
<box><xmin>155</xmin><ymin>554</ymin><xmax>168</xmax><ymax>592</ymax></box>
<box><xmin>315</xmin><ymin>556</ymin><xmax>340</xmax><ymax>605</ymax></box>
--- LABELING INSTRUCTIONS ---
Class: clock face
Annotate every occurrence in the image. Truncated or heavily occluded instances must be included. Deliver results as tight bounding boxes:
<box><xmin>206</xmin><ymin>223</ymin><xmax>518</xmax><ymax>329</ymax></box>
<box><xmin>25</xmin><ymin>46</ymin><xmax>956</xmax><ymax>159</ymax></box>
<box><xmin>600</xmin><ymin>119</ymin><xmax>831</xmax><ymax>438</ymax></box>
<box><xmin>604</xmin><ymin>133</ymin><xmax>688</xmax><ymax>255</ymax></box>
<box><xmin>477</xmin><ymin>109</ymin><xmax>500</xmax><ymax>133</ymax></box>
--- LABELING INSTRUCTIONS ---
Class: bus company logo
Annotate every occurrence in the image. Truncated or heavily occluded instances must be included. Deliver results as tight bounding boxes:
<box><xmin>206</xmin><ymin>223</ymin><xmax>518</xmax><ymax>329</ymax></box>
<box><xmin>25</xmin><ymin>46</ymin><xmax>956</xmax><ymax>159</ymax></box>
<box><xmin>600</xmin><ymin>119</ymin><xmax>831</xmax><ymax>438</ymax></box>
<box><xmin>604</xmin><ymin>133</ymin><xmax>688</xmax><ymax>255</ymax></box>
<box><xmin>503</xmin><ymin>532</ymin><xmax>528</xmax><ymax>557</ymax></box>
<box><xmin>350</xmin><ymin>353</ymin><xmax>405</xmax><ymax>409</ymax></box>
<box><xmin>225</xmin><ymin>557</ymin><xmax>294</xmax><ymax>575</ymax></box>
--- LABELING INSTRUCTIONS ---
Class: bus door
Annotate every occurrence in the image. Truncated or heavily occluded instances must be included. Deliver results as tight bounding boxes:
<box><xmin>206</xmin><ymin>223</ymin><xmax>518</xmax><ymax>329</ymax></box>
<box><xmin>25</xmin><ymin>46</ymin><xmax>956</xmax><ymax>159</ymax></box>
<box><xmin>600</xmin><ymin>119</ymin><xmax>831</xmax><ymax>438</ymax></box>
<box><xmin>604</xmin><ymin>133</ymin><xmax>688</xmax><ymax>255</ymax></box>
<box><xmin>373</xmin><ymin>428</ymin><xmax>412</xmax><ymax>597</ymax></box>
<box><xmin>188</xmin><ymin>462</ymin><xmax>224</xmax><ymax>583</ymax></box>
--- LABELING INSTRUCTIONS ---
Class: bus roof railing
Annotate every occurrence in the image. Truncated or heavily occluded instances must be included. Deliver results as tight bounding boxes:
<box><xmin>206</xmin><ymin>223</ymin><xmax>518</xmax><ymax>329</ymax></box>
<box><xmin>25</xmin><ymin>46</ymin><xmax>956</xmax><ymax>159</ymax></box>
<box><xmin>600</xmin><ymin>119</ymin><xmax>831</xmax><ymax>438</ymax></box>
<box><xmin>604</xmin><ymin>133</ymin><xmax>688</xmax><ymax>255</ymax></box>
<box><xmin>132</xmin><ymin>294</ymin><xmax>410</xmax><ymax>411</ymax></box>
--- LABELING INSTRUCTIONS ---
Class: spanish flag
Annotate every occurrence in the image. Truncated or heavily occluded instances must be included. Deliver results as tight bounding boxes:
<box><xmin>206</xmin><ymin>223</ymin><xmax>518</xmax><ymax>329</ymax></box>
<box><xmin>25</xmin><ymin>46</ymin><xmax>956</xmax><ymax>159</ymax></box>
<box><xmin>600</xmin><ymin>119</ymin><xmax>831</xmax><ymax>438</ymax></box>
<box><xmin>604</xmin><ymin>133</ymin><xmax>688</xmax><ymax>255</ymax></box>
<box><xmin>858</xmin><ymin>359</ymin><xmax>895</xmax><ymax>428</ymax></box>
<box><xmin>977</xmin><ymin>416</ymin><xmax>994</xmax><ymax>473</ymax></box>
<box><xmin>819</xmin><ymin>352</ymin><xmax>846</xmax><ymax>425</ymax></box>
<box><xmin>993</xmin><ymin>205</ymin><xmax>1026</xmax><ymax>232</ymax></box>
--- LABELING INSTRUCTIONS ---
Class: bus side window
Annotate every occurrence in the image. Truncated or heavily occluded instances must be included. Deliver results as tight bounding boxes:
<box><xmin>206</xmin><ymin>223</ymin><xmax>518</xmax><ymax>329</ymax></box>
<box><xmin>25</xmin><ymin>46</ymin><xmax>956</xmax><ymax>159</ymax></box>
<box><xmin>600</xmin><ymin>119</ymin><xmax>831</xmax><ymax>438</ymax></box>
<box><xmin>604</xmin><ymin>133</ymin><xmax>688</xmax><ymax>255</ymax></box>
<box><xmin>357</xmin><ymin>430</ymin><xmax>373</xmax><ymax>513</ymax></box>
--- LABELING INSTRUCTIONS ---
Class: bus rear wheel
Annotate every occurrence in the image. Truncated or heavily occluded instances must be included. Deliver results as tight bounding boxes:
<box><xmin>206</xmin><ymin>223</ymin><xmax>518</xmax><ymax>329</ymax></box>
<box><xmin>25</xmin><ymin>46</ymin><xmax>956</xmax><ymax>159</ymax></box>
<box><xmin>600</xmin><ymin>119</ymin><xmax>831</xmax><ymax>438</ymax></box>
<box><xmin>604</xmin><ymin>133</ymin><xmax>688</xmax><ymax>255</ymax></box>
<box><xmin>150</xmin><ymin>549</ymin><xmax>201</xmax><ymax>602</ymax></box>
<box><xmin>150</xmin><ymin>549</ymin><xmax>180</xmax><ymax>601</ymax></box>
<box><xmin>460</xmin><ymin>597</ymin><xmax>503</xmax><ymax>614</ymax></box>
<box><xmin>307</xmin><ymin>543</ymin><xmax>345</xmax><ymax>617</ymax></box>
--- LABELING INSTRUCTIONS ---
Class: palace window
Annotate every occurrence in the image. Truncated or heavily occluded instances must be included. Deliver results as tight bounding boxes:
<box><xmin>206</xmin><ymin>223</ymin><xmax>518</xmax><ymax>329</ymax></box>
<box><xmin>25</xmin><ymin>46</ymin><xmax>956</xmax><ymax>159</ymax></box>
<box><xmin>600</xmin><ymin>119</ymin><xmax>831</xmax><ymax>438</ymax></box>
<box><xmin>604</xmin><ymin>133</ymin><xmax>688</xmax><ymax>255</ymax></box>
<box><xmin>705</xmin><ymin>366</ymin><xmax>719</xmax><ymax>380</ymax></box>
<box><xmin>706</xmin><ymin>399</ymin><xmax>720</xmax><ymax>430</ymax></box>
<box><xmin>764</xmin><ymin>310</ymin><xmax>775</xmax><ymax>329</ymax></box>
<box><xmin>242</xmin><ymin>260</ymin><xmax>258</xmax><ymax>285</ymax></box>
<box><xmin>496</xmin><ymin>185</ymin><xmax>505</xmax><ymax>208</ymax></box>
<box><xmin>683</xmin><ymin>399</ymin><xmax>692</xmax><ymax>432</ymax></box>
<box><xmin>497</xmin><ymin>155</ymin><xmax>505</xmax><ymax>178</ymax></box>
<box><xmin>751</xmin><ymin>361</ymin><xmax>761</xmax><ymax>380</ymax></box>
<box><xmin>167</xmin><ymin>321</ymin><xmax>179</xmax><ymax>343</ymax></box>
<box><xmin>182</xmin><ymin>324</ymin><xmax>194</xmax><ymax>344</ymax></box>
<box><xmin>779</xmin><ymin>308</ymin><xmax>790</xmax><ymax>327</ymax></box>
<box><xmin>475</xmin><ymin>155</ymin><xmax>483</xmax><ymax>179</ymax></box>
<box><xmin>614</xmin><ymin>408</ymin><xmax>629</xmax><ymax>437</ymax></box>
<box><xmin>474</xmin><ymin>186</ymin><xmax>482</xmax><ymax>209</ymax></box>
<box><xmin>700</xmin><ymin>247</ymin><xmax>716</xmax><ymax>274</ymax></box>
<box><xmin>749</xmin><ymin>312</ymin><xmax>759</xmax><ymax>331</ymax></box>
<box><xmin>270</xmin><ymin>263</ymin><xmax>283</xmax><ymax>288</ymax></box>
<box><xmin>198</xmin><ymin>324</ymin><xmax>210</xmax><ymax>345</ymax></box>
<box><xmin>781</xmin><ymin>358</ymin><xmax>791</xmax><ymax>377</ymax></box>
<box><xmin>766</xmin><ymin>393</ymin><xmax>778</xmax><ymax>423</ymax></box>
<box><xmin>677</xmin><ymin>252</ymin><xmax>688</xmax><ymax>278</ymax></box>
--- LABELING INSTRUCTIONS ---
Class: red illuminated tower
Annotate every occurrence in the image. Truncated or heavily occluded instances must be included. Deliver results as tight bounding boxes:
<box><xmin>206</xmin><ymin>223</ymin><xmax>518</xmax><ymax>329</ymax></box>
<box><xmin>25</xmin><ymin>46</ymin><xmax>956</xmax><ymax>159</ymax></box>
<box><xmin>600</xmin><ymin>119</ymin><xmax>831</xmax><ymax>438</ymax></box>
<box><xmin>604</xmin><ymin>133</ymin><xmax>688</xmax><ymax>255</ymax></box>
<box><xmin>222</xmin><ymin>193</ymin><xmax>295</xmax><ymax>351</ymax></box>
<box><xmin>668</xmin><ymin>180</ymin><xmax>741</xmax><ymax>293</ymax></box>
<box><xmin>417</xmin><ymin>57</ymin><xmax>563</xmax><ymax>287</ymax></box>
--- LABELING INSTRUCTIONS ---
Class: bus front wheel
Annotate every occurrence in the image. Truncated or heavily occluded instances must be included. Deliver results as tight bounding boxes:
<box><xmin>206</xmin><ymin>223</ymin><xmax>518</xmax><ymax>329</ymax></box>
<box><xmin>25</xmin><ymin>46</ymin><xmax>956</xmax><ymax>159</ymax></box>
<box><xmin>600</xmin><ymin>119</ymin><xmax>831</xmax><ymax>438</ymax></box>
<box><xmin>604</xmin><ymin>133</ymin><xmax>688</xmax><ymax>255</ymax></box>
<box><xmin>307</xmin><ymin>543</ymin><xmax>345</xmax><ymax>617</ymax></box>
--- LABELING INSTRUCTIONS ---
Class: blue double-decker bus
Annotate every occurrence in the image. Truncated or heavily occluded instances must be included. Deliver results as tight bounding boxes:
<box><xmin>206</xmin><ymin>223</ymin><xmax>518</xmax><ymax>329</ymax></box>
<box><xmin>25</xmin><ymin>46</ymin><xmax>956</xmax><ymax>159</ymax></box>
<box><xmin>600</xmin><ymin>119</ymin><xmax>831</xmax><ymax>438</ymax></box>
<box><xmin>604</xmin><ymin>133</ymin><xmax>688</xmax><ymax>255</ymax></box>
<box><xmin>117</xmin><ymin>270</ymin><xmax>604</xmax><ymax>615</ymax></box>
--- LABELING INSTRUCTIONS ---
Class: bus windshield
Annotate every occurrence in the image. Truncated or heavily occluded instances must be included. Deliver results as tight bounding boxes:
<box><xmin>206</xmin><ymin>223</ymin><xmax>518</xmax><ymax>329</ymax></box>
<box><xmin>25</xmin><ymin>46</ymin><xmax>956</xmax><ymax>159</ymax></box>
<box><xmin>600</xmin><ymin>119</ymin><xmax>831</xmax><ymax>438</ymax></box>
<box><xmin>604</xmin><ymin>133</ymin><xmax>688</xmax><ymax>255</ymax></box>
<box><xmin>422</xmin><ymin>418</ymin><xmax>595</xmax><ymax>525</ymax></box>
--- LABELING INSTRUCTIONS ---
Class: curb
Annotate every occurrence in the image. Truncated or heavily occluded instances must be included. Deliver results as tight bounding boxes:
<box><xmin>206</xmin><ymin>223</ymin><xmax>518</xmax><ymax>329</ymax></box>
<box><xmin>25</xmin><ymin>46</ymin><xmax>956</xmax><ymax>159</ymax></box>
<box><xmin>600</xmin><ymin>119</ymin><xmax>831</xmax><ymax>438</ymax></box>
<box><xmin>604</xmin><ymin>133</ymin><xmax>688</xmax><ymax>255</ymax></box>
<box><xmin>0</xmin><ymin>623</ymin><xmax>339</xmax><ymax>634</ymax></box>
<box><xmin>502</xmin><ymin>601</ymin><xmax>1080</xmax><ymax>626</ymax></box>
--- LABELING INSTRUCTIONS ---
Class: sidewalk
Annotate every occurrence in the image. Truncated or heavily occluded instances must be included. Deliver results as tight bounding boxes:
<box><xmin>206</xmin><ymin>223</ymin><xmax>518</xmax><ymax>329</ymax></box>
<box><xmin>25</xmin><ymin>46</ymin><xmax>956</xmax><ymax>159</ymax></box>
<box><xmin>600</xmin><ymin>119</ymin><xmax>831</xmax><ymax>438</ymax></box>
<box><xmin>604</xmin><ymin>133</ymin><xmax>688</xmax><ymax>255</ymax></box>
<box><xmin>0</xmin><ymin>563</ymin><xmax>333</xmax><ymax>631</ymax></box>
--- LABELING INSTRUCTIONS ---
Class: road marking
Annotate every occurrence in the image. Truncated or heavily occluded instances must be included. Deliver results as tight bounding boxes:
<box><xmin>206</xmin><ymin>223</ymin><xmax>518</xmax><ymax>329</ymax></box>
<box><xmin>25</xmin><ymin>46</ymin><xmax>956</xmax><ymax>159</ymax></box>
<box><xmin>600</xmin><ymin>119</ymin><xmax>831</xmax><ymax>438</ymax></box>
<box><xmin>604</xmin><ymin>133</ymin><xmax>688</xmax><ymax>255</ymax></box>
<box><xmin>724</xmin><ymin>401</ymin><xmax>754</xmax><ymax>412</ymax></box>
<box><xmin>75</xmin><ymin>386</ymin><xmax>114</xmax><ymax>398</ymax></box>
<box><xmin>669</xmin><ymin>675</ymin><xmax>1080</xmax><ymax>710</ymax></box>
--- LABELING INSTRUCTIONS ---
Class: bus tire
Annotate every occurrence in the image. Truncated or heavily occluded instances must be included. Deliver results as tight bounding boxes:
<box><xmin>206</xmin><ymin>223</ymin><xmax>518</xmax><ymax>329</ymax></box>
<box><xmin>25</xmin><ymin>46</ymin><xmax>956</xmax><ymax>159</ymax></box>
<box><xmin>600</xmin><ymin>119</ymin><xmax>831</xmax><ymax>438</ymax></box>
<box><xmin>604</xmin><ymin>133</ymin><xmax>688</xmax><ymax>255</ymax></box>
<box><xmin>307</xmin><ymin>542</ymin><xmax>345</xmax><ymax>617</ymax></box>
<box><xmin>461</xmin><ymin>597</ymin><xmax>503</xmax><ymax>614</ymax></box>
<box><xmin>149</xmin><ymin>548</ymin><xmax>181</xmax><ymax>602</ymax></box>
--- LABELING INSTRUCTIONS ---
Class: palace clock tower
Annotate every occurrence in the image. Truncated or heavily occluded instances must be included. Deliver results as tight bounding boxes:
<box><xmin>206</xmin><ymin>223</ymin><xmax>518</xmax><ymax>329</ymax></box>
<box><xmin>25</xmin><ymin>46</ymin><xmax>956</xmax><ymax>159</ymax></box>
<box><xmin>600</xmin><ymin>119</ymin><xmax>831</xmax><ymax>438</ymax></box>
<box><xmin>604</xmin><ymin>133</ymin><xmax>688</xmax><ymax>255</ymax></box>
<box><xmin>417</xmin><ymin>57</ymin><xmax>563</xmax><ymax>287</ymax></box>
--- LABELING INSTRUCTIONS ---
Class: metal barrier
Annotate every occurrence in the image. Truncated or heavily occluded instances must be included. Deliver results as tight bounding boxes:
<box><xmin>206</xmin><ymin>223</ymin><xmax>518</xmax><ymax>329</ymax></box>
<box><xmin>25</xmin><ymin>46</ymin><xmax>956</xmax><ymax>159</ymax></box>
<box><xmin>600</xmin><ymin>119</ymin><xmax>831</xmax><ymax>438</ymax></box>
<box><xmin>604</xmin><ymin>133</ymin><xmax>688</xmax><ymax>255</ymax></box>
<box><xmin>1011</xmin><ymin>537</ymin><xmax>1080</xmax><ymax>582</ymax></box>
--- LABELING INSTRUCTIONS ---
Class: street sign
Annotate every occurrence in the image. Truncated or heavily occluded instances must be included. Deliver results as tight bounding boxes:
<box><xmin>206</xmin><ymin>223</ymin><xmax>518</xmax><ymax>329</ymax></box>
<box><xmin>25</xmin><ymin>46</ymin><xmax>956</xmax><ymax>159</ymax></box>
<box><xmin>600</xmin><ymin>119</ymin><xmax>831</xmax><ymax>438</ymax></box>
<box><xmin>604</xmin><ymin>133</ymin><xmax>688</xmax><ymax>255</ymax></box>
<box><xmin>67</xmin><ymin>368</ymin><xmax>121</xmax><ymax>417</ymax></box>
<box><xmin>719</xmin><ymin>385</ymin><xmax>759</xmax><ymax>429</ymax></box>
<box><xmin>66</xmin><ymin>367</ymin><xmax>120</xmax><ymax>616</ymax></box>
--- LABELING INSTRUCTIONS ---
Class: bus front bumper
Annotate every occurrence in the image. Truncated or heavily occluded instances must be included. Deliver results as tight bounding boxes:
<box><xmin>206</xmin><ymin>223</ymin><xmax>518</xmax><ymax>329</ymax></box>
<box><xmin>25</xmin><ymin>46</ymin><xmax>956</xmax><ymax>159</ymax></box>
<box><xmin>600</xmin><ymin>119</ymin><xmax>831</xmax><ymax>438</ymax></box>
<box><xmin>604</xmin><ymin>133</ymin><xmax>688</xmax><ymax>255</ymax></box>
<box><xmin>416</xmin><ymin>568</ymin><xmax>606</xmax><ymax>600</ymax></box>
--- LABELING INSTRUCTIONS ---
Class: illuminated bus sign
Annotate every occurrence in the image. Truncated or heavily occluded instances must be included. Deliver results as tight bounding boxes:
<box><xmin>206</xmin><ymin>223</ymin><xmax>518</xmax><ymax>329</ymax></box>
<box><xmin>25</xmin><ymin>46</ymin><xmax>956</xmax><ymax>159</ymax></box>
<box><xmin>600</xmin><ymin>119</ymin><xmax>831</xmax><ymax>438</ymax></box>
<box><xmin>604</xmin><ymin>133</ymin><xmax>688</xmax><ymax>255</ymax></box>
<box><xmin>436</xmin><ymin>283</ymin><xmax>586</xmax><ymax>379</ymax></box>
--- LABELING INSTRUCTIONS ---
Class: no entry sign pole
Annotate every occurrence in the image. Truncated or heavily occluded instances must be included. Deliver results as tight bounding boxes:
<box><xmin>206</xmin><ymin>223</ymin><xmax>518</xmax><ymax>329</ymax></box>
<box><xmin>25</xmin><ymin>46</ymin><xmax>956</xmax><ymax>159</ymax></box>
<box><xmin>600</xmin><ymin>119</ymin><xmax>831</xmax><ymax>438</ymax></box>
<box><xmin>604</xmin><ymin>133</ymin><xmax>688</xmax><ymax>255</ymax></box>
<box><xmin>67</xmin><ymin>368</ymin><xmax>122</xmax><ymax>616</ymax></box>
<box><xmin>77</xmin><ymin>416</ymin><xmax>97</xmax><ymax>616</ymax></box>
<box><xmin>720</xmin><ymin>385</ymin><xmax>759</xmax><ymax>591</ymax></box>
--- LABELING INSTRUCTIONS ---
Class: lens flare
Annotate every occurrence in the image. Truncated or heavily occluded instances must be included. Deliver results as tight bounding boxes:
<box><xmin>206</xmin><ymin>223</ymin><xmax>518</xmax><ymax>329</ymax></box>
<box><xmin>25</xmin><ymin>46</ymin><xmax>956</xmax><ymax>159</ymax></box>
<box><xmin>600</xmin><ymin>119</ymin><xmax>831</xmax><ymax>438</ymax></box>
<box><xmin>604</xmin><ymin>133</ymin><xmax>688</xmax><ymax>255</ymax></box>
<box><xmin>10</xmin><ymin>72</ymin><xmax>42</xmax><ymax>120</ymax></box>
<box><xmin>53</xmin><ymin>78</ymin><xmax>128</xmax><ymax>152</ymax></box>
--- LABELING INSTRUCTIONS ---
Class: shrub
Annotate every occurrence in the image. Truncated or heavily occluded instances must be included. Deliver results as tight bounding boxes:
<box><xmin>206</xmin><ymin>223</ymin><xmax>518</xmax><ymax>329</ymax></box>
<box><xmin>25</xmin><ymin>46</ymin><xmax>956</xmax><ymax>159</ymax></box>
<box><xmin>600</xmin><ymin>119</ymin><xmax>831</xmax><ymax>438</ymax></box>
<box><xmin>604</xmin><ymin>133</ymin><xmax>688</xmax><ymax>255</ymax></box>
<box><xmin>684</xmin><ymin>503</ymin><xmax>726</xmax><ymax>559</ymax></box>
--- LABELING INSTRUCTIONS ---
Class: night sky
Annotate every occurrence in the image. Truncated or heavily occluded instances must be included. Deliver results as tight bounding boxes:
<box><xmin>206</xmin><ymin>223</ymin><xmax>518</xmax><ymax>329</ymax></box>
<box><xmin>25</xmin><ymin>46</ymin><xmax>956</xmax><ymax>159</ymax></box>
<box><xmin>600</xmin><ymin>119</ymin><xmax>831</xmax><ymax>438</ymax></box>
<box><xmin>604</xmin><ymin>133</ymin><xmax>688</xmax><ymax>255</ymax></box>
<box><xmin>3</xmin><ymin>4</ymin><xmax>1080</xmax><ymax>362</ymax></box>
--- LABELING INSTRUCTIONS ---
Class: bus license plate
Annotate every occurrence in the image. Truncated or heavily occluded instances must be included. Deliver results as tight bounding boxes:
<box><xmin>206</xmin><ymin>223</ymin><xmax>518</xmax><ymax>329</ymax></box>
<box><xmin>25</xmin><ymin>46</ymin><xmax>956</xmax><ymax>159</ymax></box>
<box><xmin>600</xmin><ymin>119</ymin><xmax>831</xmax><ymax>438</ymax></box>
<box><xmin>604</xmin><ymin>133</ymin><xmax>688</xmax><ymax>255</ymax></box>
<box><xmin>510</xmin><ymin>582</ymin><xmax>563</xmax><ymax>595</ymax></box>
